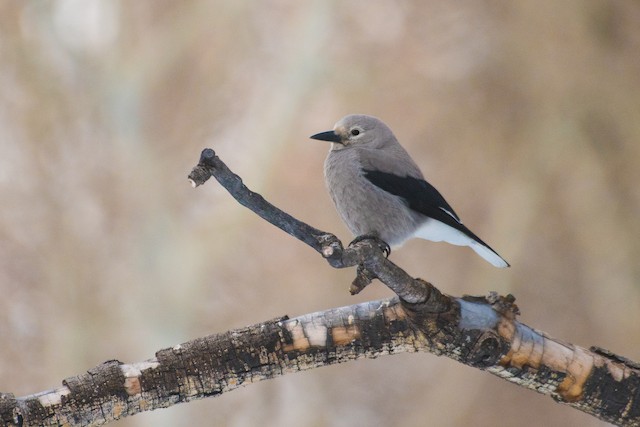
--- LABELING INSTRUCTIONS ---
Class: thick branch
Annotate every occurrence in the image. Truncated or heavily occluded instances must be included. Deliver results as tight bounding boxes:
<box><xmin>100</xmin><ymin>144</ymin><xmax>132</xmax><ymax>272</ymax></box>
<box><xmin>0</xmin><ymin>299</ymin><xmax>421</xmax><ymax>426</ymax></box>
<box><xmin>2</xmin><ymin>295</ymin><xmax>639</xmax><ymax>426</ymax></box>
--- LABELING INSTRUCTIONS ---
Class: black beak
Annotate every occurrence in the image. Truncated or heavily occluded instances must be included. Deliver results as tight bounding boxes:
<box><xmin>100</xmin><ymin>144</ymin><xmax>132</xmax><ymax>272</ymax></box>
<box><xmin>310</xmin><ymin>130</ymin><xmax>342</xmax><ymax>143</ymax></box>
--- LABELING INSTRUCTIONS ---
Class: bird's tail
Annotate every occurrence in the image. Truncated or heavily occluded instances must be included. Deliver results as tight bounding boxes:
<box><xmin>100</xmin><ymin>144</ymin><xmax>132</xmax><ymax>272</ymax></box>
<box><xmin>470</xmin><ymin>241</ymin><xmax>510</xmax><ymax>268</ymax></box>
<box><xmin>414</xmin><ymin>219</ymin><xmax>510</xmax><ymax>268</ymax></box>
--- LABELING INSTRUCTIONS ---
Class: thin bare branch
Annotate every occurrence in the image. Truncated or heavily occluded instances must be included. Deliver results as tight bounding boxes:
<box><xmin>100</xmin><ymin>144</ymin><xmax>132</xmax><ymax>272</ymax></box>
<box><xmin>188</xmin><ymin>147</ymin><xmax>446</xmax><ymax>306</ymax></box>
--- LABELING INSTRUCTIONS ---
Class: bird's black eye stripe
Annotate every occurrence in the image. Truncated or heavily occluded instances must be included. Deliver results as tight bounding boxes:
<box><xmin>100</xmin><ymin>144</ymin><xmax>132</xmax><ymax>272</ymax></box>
<box><xmin>351</xmin><ymin>129</ymin><xmax>360</xmax><ymax>136</ymax></box>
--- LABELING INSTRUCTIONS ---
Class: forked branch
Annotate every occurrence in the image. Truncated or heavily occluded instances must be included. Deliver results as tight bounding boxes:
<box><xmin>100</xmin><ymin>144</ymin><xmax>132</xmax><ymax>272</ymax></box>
<box><xmin>0</xmin><ymin>149</ymin><xmax>637</xmax><ymax>426</ymax></box>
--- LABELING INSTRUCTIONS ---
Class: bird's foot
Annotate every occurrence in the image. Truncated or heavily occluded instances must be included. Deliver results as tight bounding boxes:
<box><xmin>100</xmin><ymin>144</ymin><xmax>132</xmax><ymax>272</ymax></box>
<box><xmin>349</xmin><ymin>234</ymin><xmax>391</xmax><ymax>257</ymax></box>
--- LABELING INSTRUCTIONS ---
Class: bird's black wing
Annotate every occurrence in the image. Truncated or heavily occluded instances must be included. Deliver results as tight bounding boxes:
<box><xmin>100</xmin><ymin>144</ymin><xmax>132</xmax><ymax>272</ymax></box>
<box><xmin>363</xmin><ymin>169</ymin><xmax>509</xmax><ymax>267</ymax></box>
<box><xmin>362</xmin><ymin>169</ymin><xmax>489</xmax><ymax>243</ymax></box>
<box><xmin>363</xmin><ymin>170</ymin><xmax>461</xmax><ymax>221</ymax></box>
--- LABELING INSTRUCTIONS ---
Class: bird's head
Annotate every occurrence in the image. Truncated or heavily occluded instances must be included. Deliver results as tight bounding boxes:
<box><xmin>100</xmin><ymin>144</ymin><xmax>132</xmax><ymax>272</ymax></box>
<box><xmin>310</xmin><ymin>114</ymin><xmax>396</xmax><ymax>151</ymax></box>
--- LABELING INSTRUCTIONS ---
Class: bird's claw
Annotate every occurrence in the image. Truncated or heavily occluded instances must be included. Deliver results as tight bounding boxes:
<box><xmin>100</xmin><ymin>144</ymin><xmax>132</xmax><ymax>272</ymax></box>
<box><xmin>349</xmin><ymin>234</ymin><xmax>391</xmax><ymax>257</ymax></box>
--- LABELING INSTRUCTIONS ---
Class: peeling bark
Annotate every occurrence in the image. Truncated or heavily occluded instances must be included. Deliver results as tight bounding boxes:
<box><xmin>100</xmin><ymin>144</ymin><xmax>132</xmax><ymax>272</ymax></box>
<box><xmin>1</xmin><ymin>300</ymin><xmax>423</xmax><ymax>426</ymax></box>
<box><xmin>3</xmin><ymin>295</ymin><xmax>638</xmax><ymax>426</ymax></box>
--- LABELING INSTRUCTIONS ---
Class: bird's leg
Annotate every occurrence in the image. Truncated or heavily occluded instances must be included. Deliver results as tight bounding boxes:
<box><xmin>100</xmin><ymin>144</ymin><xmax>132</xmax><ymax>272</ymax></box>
<box><xmin>349</xmin><ymin>234</ymin><xmax>391</xmax><ymax>258</ymax></box>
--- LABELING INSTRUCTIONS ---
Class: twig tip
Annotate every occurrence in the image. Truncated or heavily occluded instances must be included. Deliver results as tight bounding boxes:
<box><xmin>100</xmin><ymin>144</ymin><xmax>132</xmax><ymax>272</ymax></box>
<box><xmin>200</xmin><ymin>148</ymin><xmax>216</xmax><ymax>164</ymax></box>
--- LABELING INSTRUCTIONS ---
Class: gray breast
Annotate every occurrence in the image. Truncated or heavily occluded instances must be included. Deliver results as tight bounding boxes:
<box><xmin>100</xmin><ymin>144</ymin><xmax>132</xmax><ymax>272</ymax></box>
<box><xmin>324</xmin><ymin>148</ymin><xmax>420</xmax><ymax>246</ymax></box>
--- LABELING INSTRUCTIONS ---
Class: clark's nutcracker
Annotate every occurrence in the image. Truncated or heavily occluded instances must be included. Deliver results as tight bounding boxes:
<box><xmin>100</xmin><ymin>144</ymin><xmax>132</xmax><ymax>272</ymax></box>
<box><xmin>310</xmin><ymin>114</ymin><xmax>509</xmax><ymax>268</ymax></box>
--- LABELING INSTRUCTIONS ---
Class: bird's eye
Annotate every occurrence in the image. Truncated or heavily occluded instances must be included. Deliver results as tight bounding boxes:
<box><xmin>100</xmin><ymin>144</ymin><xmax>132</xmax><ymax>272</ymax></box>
<box><xmin>350</xmin><ymin>129</ymin><xmax>360</xmax><ymax>136</ymax></box>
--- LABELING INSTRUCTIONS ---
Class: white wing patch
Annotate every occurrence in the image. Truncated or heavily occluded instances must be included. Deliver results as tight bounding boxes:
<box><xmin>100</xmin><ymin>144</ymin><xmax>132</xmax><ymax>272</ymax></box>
<box><xmin>438</xmin><ymin>206</ymin><xmax>461</xmax><ymax>223</ymax></box>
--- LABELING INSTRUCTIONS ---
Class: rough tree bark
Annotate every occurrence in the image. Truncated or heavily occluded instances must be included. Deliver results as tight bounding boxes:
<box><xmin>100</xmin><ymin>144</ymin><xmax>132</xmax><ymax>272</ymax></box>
<box><xmin>0</xmin><ymin>149</ymin><xmax>638</xmax><ymax>427</ymax></box>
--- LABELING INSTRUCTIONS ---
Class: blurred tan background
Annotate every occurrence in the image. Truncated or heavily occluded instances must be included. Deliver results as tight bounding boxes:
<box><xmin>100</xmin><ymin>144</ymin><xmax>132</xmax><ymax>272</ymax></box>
<box><xmin>1</xmin><ymin>1</ymin><xmax>640</xmax><ymax>426</ymax></box>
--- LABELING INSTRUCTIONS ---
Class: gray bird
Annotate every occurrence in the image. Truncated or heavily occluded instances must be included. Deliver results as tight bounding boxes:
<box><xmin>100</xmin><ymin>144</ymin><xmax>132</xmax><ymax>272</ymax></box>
<box><xmin>310</xmin><ymin>114</ymin><xmax>509</xmax><ymax>268</ymax></box>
